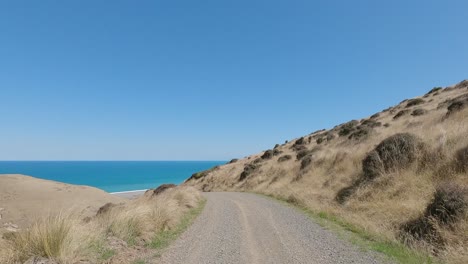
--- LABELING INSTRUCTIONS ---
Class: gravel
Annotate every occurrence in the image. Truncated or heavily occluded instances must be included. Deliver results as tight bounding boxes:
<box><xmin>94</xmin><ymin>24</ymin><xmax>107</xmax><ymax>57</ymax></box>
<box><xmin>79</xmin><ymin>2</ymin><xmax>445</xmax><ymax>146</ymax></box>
<box><xmin>159</xmin><ymin>192</ymin><xmax>388</xmax><ymax>264</ymax></box>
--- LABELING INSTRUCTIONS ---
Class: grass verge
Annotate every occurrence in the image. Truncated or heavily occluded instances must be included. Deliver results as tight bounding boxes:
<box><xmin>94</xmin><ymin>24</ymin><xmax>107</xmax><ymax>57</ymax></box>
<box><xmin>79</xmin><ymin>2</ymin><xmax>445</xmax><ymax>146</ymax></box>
<box><xmin>257</xmin><ymin>193</ymin><xmax>436</xmax><ymax>264</ymax></box>
<box><xmin>149</xmin><ymin>198</ymin><xmax>206</xmax><ymax>251</ymax></box>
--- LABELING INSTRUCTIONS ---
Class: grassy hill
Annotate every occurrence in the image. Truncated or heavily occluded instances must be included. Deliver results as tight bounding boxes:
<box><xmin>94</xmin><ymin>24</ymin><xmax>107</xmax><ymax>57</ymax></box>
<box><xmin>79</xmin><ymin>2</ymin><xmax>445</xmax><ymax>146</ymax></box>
<box><xmin>185</xmin><ymin>80</ymin><xmax>468</xmax><ymax>263</ymax></box>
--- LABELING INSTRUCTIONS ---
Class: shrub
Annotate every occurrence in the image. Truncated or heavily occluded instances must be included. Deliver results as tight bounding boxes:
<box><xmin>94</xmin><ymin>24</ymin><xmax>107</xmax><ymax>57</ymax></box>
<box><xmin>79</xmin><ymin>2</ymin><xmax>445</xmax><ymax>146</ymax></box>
<box><xmin>261</xmin><ymin>150</ymin><xmax>274</xmax><ymax>160</ymax></box>
<box><xmin>401</xmin><ymin>183</ymin><xmax>468</xmax><ymax>246</ymax></box>
<box><xmin>446</xmin><ymin>100</ymin><xmax>467</xmax><ymax>116</ymax></box>
<box><xmin>426</xmin><ymin>183</ymin><xmax>468</xmax><ymax>225</ymax></box>
<box><xmin>427</xmin><ymin>87</ymin><xmax>442</xmax><ymax>95</ymax></box>
<box><xmin>300</xmin><ymin>155</ymin><xmax>313</xmax><ymax>170</ymax></box>
<box><xmin>406</xmin><ymin>98</ymin><xmax>425</xmax><ymax>107</ymax></box>
<box><xmin>239</xmin><ymin>164</ymin><xmax>258</xmax><ymax>181</ymax></box>
<box><xmin>253</xmin><ymin>158</ymin><xmax>263</xmax><ymax>164</ymax></box>
<box><xmin>454</xmin><ymin>79</ymin><xmax>468</xmax><ymax>89</ymax></box>
<box><xmin>273</xmin><ymin>149</ymin><xmax>282</xmax><ymax>156</ymax></box>
<box><xmin>400</xmin><ymin>217</ymin><xmax>442</xmax><ymax>246</ymax></box>
<box><xmin>362</xmin><ymin>133</ymin><xmax>425</xmax><ymax>179</ymax></box>
<box><xmin>296</xmin><ymin>150</ymin><xmax>311</xmax><ymax>160</ymax></box>
<box><xmin>228</xmin><ymin>159</ymin><xmax>238</xmax><ymax>164</ymax></box>
<box><xmin>146</xmin><ymin>184</ymin><xmax>177</xmax><ymax>197</ymax></box>
<box><xmin>362</xmin><ymin>151</ymin><xmax>384</xmax><ymax>180</ymax></box>
<box><xmin>411</xmin><ymin>108</ymin><xmax>427</xmax><ymax>116</ymax></box>
<box><xmin>293</xmin><ymin>137</ymin><xmax>305</xmax><ymax>146</ymax></box>
<box><xmin>316</xmin><ymin>137</ymin><xmax>325</xmax><ymax>144</ymax></box>
<box><xmin>361</xmin><ymin>119</ymin><xmax>382</xmax><ymax>128</ymax></box>
<box><xmin>273</xmin><ymin>144</ymin><xmax>280</xmax><ymax>149</ymax></box>
<box><xmin>370</xmin><ymin>113</ymin><xmax>380</xmax><ymax>119</ymax></box>
<box><xmin>292</xmin><ymin>145</ymin><xmax>307</xmax><ymax>152</ymax></box>
<box><xmin>338</xmin><ymin>120</ymin><xmax>359</xmax><ymax>136</ymax></box>
<box><xmin>348</xmin><ymin>126</ymin><xmax>372</xmax><ymax>141</ymax></box>
<box><xmin>188</xmin><ymin>166</ymin><xmax>218</xmax><ymax>181</ymax></box>
<box><xmin>277</xmin><ymin>155</ymin><xmax>292</xmax><ymax>162</ymax></box>
<box><xmin>393</xmin><ymin>110</ymin><xmax>410</xmax><ymax>119</ymax></box>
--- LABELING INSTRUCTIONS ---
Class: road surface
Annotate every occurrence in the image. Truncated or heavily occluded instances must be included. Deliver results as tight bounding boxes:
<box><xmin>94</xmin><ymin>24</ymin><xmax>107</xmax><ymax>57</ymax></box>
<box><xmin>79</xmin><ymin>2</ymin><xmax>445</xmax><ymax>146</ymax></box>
<box><xmin>160</xmin><ymin>192</ymin><xmax>386</xmax><ymax>264</ymax></box>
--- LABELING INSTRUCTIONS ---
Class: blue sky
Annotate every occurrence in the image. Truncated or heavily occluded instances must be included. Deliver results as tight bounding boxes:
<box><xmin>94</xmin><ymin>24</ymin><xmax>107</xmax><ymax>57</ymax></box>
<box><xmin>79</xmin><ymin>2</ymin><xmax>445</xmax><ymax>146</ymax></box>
<box><xmin>0</xmin><ymin>0</ymin><xmax>467</xmax><ymax>160</ymax></box>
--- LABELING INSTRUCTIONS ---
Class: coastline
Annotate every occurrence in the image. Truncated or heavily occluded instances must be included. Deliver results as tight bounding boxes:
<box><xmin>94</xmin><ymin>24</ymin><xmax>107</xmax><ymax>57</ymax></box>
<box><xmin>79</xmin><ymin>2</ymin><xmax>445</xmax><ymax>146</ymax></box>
<box><xmin>110</xmin><ymin>189</ymin><xmax>148</xmax><ymax>199</ymax></box>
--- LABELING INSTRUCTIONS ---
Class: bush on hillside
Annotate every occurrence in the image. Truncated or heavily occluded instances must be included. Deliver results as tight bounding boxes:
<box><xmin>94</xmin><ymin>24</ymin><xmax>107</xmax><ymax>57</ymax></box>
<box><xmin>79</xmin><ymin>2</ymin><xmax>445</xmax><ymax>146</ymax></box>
<box><xmin>426</xmin><ymin>183</ymin><xmax>468</xmax><ymax>225</ymax></box>
<box><xmin>454</xmin><ymin>79</ymin><xmax>468</xmax><ymax>89</ymax></box>
<box><xmin>406</xmin><ymin>98</ymin><xmax>425</xmax><ymax>108</ymax></box>
<box><xmin>338</xmin><ymin>120</ymin><xmax>359</xmax><ymax>137</ymax></box>
<box><xmin>294</xmin><ymin>137</ymin><xmax>305</xmax><ymax>146</ymax></box>
<box><xmin>239</xmin><ymin>163</ymin><xmax>259</xmax><ymax>181</ymax></box>
<box><xmin>300</xmin><ymin>155</ymin><xmax>313</xmax><ymax>170</ymax></box>
<box><xmin>316</xmin><ymin>137</ymin><xmax>325</xmax><ymax>144</ymax></box>
<box><xmin>228</xmin><ymin>159</ymin><xmax>239</xmax><ymax>164</ymax></box>
<box><xmin>188</xmin><ymin>166</ymin><xmax>218</xmax><ymax>181</ymax></box>
<box><xmin>370</xmin><ymin>113</ymin><xmax>380</xmax><ymax>119</ymax></box>
<box><xmin>401</xmin><ymin>183</ymin><xmax>468</xmax><ymax>247</ymax></box>
<box><xmin>348</xmin><ymin>126</ymin><xmax>372</xmax><ymax>141</ymax></box>
<box><xmin>278</xmin><ymin>155</ymin><xmax>292</xmax><ymax>162</ymax></box>
<box><xmin>411</xmin><ymin>108</ymin><xmax>427</xmax><ymax>116</ymax></box>
<box><xmin>361</xmin><ymin>119</ymin><xmax>382</xmax><ymax>128</ymax></box>
<box><xmin>274</xmin><ymin>144</ymin><xmax>280</xmax><ymax>149</ymax></box>
<box><xmin>292</xmin><ymin>145</ymin><xmax>307</xmax><ymax>152</ymax></box>
<box><xmin>261</xmin><ymin>150</ymin><xmax>274</xmax><ymax>160</ymax></box>
<box><xmin>146</xmin><ymin>184</ymin><xmax>177</xmax><ymax>197</ymax></box>
<box><xmin>253</xmin><ymin>158</ymin><xmax>263</xmax><ymax>164</ymax></box>
<box><xmin>427</xmin><ymin>87</ymin><xmax>442</xmax><ymax>95</ymax></box>
<box><xmin>393</xmin><ymin>110</ymin><xmax>410</xmax><ymax>119</ymax></box>
<box><xmin>273</xmin><ymin>149</ymin><xmax>282</xmax><ymax>156</ymax></box>
<box><xmin>296</xmin><ymin>150</ymin><xmax>311</xmax><ymax>160</ymax></box>
<box><xmin>446</xmin><ymin>99</ymin><xmax>467</xmax><ymax>116</ymax></box>
<box><xmin>362</xmin><ymin>133</ymin><xmax>425</xmax><ymax>180</ymax></box>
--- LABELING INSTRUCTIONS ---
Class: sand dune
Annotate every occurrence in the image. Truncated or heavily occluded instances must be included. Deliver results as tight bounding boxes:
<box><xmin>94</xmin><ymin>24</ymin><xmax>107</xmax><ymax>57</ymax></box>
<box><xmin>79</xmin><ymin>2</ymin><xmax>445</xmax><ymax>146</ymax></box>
<box><xmin>0</xmin><ymin>174</ymin><xmax>125</xmax><ymax>232</ymax></box>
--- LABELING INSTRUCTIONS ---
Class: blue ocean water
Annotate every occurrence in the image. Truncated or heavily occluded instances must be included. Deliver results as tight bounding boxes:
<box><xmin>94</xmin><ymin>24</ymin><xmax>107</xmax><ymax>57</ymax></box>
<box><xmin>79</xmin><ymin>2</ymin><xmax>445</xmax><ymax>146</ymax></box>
<box><xmin>0</xmin><ymin>161</ymin><xmax>224</xmax><ymax>192</ymax></box>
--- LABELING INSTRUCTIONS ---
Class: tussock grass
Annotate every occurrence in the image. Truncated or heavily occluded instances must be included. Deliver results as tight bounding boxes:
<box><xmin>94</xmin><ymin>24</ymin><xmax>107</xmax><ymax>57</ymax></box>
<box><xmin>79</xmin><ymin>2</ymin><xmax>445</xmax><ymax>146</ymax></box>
<box><xmin>0</xmin><ymin>186</ymin><xmax>203</xmax><ymax>263</ymax></box>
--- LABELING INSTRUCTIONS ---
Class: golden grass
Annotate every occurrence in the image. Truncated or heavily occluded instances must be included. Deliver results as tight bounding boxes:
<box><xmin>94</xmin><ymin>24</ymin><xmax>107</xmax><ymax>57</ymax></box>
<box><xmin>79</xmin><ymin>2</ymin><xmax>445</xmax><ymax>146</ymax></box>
<box><xmin>185</xmin><ymin>84</ymin><xmax>468</xmax><ymax>263</ymax></box>
<box><xmin>0</xmin><ymin>186</ymin><xmax>202</xmax><ymax>263</ymax></box>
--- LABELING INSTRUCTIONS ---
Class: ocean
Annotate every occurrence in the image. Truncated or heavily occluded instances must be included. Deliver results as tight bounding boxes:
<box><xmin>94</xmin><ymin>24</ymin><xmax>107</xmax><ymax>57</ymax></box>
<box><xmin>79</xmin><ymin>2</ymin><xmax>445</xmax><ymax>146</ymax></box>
<box><xmin>0</xmin><ymin>161</ymin><xmax>225</xmax><ymax>193</ymax></box>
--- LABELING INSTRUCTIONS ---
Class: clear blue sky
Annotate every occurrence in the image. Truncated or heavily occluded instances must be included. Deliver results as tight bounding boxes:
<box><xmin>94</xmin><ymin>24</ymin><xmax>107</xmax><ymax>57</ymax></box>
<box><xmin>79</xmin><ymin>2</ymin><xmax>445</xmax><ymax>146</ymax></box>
<box><xmin>0</xmin><ymin>0</ymin><xmax>467</xmax><ymax>160</ymax></box>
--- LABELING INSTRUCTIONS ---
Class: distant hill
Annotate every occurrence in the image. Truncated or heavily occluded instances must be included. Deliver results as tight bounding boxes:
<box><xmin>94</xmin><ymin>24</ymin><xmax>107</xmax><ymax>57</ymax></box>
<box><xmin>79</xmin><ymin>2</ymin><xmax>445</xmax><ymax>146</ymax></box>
<box><xmin>185</xmin><ymin>80</ymin><xmax>468</xmax><ymax>263</ymax></box>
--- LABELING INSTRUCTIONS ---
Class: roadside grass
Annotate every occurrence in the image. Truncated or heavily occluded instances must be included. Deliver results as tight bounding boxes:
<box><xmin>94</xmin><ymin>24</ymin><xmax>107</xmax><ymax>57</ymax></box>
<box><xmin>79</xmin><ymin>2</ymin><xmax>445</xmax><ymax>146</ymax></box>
<box><xmin>149</xmin><ymin>198</ymin><xmax>206</xmax><ymax>250</ymax></box>
<box><xmin>258</xmin><ymin>193</ymin><xmax>436</xmax><ymax>264</ymax></box>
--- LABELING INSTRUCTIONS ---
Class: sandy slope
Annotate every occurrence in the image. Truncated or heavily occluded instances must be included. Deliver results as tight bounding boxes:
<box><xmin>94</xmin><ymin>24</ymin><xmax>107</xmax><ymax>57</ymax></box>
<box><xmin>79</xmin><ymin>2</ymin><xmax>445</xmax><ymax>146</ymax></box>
<box><xmin>0</xmin><ymin>174</ymin><xmax>125</xmax><ymax>231</ymax></box>
<box><xmin>160</xmin><ymin>192</ymin><xmax>387</xmax><ymax>264</ymax></box>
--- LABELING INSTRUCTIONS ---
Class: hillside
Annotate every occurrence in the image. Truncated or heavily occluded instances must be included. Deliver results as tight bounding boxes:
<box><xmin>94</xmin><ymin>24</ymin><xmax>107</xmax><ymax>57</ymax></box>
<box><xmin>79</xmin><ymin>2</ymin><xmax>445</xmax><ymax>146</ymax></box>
<box><xmin>184</xmin><ymin>80</ymin><xmax>468</xmax><ymax>263</ymax></box>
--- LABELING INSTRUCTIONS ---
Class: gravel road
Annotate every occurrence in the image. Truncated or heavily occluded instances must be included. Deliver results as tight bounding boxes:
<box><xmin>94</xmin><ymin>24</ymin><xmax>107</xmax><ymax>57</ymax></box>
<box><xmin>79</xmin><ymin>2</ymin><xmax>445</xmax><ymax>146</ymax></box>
<box><xmin>160</xmin><ymin>192</ymin><xmax>387</xmax><ymax>264</ymax></box>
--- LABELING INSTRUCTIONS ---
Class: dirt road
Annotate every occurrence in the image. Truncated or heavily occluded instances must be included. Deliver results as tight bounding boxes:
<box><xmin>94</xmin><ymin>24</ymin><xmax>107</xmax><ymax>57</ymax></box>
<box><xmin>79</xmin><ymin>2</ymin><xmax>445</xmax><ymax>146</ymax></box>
<box><xmin>160</xmin><ymin>192</ymin><xmax>386</xmax><ymax>264</ymax></box>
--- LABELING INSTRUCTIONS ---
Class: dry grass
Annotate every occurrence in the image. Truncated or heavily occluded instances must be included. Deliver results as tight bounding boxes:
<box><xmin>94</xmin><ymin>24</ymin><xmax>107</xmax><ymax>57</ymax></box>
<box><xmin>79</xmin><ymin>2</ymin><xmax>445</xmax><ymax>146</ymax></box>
<box><xmin>185</xmin><ymin>81</ymin><xmax>468</xmax><ymax>263</ymax></box>
<box><xmin>0</xmin><ymin>186</ymin><xmax>202</xmax><ymax>264</ymax></box>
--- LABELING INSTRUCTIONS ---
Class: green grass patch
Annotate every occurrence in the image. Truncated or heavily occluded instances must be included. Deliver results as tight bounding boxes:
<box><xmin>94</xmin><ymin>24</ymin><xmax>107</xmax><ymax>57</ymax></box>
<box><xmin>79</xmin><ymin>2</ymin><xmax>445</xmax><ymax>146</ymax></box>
<box><xmin>88</xmin><ymin>240</ymin><xmax>116</xmax><ymax>263</ymax></box>
<box><xmin>149</xmin><ymin>198</ymin><xmax>206</xmax><ymax>250</ymax></box>
<box><xmin>257</xmin><ymin>193</ymin><xmax>435</xmax><ymax>264</ymax></box>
